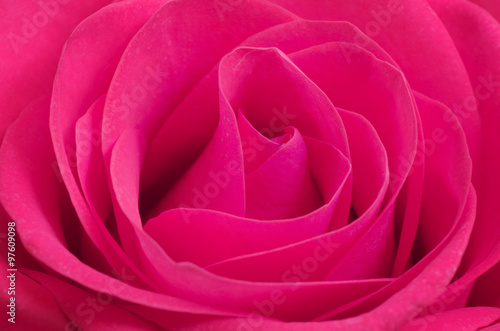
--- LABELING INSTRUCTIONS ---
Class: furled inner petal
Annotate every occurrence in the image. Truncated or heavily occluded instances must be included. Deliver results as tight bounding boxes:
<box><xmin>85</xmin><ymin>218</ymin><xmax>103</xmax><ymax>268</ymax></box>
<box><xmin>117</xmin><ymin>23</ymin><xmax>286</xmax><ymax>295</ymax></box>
<box><xmin>244</xmin><ymin>124</ymin><xmax>323</xmax><ymax>220</ymax></box>
<box><xmin>337</xmin><ymin>109</ymin><xmax>389</xmax><ymax>219</ymax></box>
<box><xmin>142</xmin><ymin>71</ymin><xmax>246</xmax><ymax>218</ymax></box>
<box><xmin>144</xmin><ymin>133</ymin><xmax>351</xmax><ymax>267</ymax></box>
<box><xmin>218</xmin><ymin>46</ymin><xmax>352</xmax><ymax>228</ymax></box>
<box><xmin>139</xmin><ymin>70</ymin><xmax>220</xmax><ymax>218</ymax></box>
<box><xmin>290</xmin><ymin>41</ymin><xmax>418</xmax><ymax>203</ymax></box>
<box><xmin>237</xmin><ymin>109</ymin><xmax>282</xmax><ymax>174</ymax></box>
<box><xmin>101</xmin><ymin>0</ymin><xmax>296</xmax><ymax>269</ymax></box>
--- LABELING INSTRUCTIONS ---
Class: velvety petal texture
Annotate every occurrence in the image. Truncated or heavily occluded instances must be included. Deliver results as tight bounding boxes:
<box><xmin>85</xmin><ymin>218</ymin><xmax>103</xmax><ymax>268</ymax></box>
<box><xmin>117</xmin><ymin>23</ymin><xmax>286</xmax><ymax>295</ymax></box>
<box><xmin>1</xmin><ymin>0</ymin><xmax>499</xmax><ymax>330</ymax></box>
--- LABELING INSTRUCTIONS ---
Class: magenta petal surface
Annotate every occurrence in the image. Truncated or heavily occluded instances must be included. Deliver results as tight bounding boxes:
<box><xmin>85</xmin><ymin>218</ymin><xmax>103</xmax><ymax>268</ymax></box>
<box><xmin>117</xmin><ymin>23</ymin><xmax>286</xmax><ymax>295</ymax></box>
<box><xmin>1</xmin><ymin>0</ymin><xmax>499</xmax><ymax>329</ymax></box>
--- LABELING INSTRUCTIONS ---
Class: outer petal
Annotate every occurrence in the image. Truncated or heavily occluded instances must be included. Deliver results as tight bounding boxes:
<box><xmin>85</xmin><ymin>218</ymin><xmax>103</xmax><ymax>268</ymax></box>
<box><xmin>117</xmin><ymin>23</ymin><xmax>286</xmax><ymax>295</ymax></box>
<box><xmin>178</xmin><ymin>187</ymin><xmax>477</xmax><ymax>330</ymax></box>
<box><xmin>0</xmin><ymin>84</ymin><xmax>240</xmax><ymax>328</ymax></box>
<box><xmin>265</xmin><ymin>0</ymin><xmax>481</xmax><ymax>164</ymax></box>
<box><xmin>400</xmin><ymin>307</ymin><xmax>500</xmax><ymax>330</ymax></box>
<box><xmin>25</xmin><ymin>270</ymin><xmax>162</xmax><ymax>331</ymax></box>
<box><xmin>468</xmin><ymin>0</ymin><xmax>500</xmax><ymax>22</ymax></box>
<box><xmin>49</xmin><ymin>0</ymin><xmax>170</xmax><ymax>289</ymax></box>
<box><xmin>0</xmin><ymin>262</ymin><xmax>69</xmax><ymax>330</ymax></box>
<box><xmin>426</xmin><ymin>0</ymin><xmax>500</xmax><ymax>308</ymax></box>
<box><xmin>101</xmin><ymin>0</ymin><xmax>296</xmax><ymax>156</ymax></box>
<box><xmin>0</xmin><ymin>0</ymin><xmax>112</xmax><ymax>141</ymax></box>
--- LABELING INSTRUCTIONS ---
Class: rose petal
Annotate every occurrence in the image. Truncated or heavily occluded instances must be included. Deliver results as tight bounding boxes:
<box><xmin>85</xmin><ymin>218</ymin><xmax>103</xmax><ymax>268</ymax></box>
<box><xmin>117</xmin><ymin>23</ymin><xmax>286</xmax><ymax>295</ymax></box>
<box><xmin>290</xmin><ymin>41</ymin><xmax>418</xmax><ymax>201</ymax></box>
<box><xmin>337</xmin><ymin>109</ymin><xmax>389</xmax><ymax>220</ymax></box>
<box><xmin>399</xmin><ymin>307</ymin><xmax>500</xmax><ymax>331</ymax></box>
<box><xmin>218</xmin><ymin>46</ymin><xmax>352</xmax><ymax>228</ymax></box>
<box><xmin>426</xmin><ymin>0</ymin><xmax>500</xmax><ymax>307</ymax></box>
<box><xmin>49</xmin><ymin>0</ymin><xmax>168</xmax><ymax>289</ymax></box>
<box><xmin>101</xmin><ymin>0</ymin><xmax>296</xmax><ymax>157</ymax></box>
<box><xmin>0</xmin><ymin>96</ymin><xmax>155</xmax><ymax>287</ymax></box>
<box><xmin>51</xmin><ymin>0</ymin><xmax>165</xmax><ymax>190</ymax></box>
<box><xmin>315</xmin><ymin>87</ymin><xmax>473</xmax><ymax>318</ymax></box>
<box><xmin>75</xmin><ymin>95</ymin><xmax>113</xmax><ymax>231</ymax></box>
<box><xmin>1</xmin><ymin>98</ymin><xmax>74</xmax><ymax>252</ymax></box>
<box><xmin>0</xmin><ymin>0</ymin><xmax>112</xmax><ymax>141</ymax></box>
<box><xmin>0</xmin><ymin>94</ymin><xmax>239</xmax><ymax>321</ymax></box>
<box><xmin>410</xmin><ymin>92</ymin><xmax>472</xmax><ymax>258</ymax></box>
<box><xmin>391</xmin><ymin>115</ymin><xmax>425</xmax><ymax>277</ymax></box>
<box><xmin>203</xmin><ymin>40</ymin><xmax>419</xmax><ymax>282</ymax></box>
<box><xmin>141</xmin><ymin>77</ymin><xmax>245</xmax><ymax>218</ymax></box>
<box><xmin>290</xmin><ymin>41</ymin><xmax>419</xmax><ymax>279</ymax></box>
<box><xmin>0</xmin><ymin>263</ymin><xmax>68</xmax><ymax>330</ymax></box>
<box><xmin>266</xmin><ymin>0</ymin><xmax>481</xmax><ymax>162</ymax></box>
<box><xmin>219</xmin><ymin>47</ymin><xmax>349</xmax><ymax>161</ymax></box>
<box><xmin>185</xmin><ymin>187</ymin><xmax>476</xmax><ymax>329</ymax></box>
<box><xmin>237</xmin><ymin>110</ymin><xmax>282</xmax><ymax>174</ymax></box>
<box><xmin>245</xmin><ymin>127</ymin><xmax>323</xmax><ymax>220</ymax></box>
<box><xmin>24</xmin><ymin>270</ymin><xmax>162</xmax><ymax>331</ymax></box>
<box><xmin>139</xmin><ymin>70</ymin><xmax>220</xmax><ymax>216</ymax></box>
<box><xmin>239</xmin><ymin>12</ymin><xmax>423</xmax><ymax>279</ymax></box>
<box><xmin>468</xmin><ymin>0</ymin><xmax>500</xmax><ymax>22</ymax></box>
<box><xmin>205</xmin><ymin>212</ymin><xmax>391</xmax><ymax>283</ymax></box>
<box><xmin>317</xmin><ymin>109</ymin><xmax>392</xmax><ymax>281</ymax></box>
<box><xmin>145</xmin><ymin>136</ymin><xmax>350</xmax><ymax>267</ymax></box>
<box><xmin>241</xmin><ymin>20</ymin><xmax>397</xmax><ymax>67</ymax></box>
<box><xmin>108</xmin><ymin>129</ymin><xmax>149</xmax><ymax>263</ymax></box>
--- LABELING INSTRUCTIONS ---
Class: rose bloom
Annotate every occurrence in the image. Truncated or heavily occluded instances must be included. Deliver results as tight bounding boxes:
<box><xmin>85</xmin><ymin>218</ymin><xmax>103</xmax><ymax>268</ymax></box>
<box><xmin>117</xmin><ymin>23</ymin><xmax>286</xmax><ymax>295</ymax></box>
<box><xmin>1</xmin><ymin>0</ymin><xmax>500</xmax><ymax>330</ymax></box>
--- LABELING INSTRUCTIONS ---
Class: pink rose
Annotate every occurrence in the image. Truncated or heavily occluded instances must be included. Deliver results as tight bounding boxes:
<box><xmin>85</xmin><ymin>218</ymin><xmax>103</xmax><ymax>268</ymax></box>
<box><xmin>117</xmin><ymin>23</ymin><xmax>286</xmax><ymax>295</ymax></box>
<box><xmin>1</xmin><ymin>0</ymin><xmax>500</xmax><ymax>330</ymax></box>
